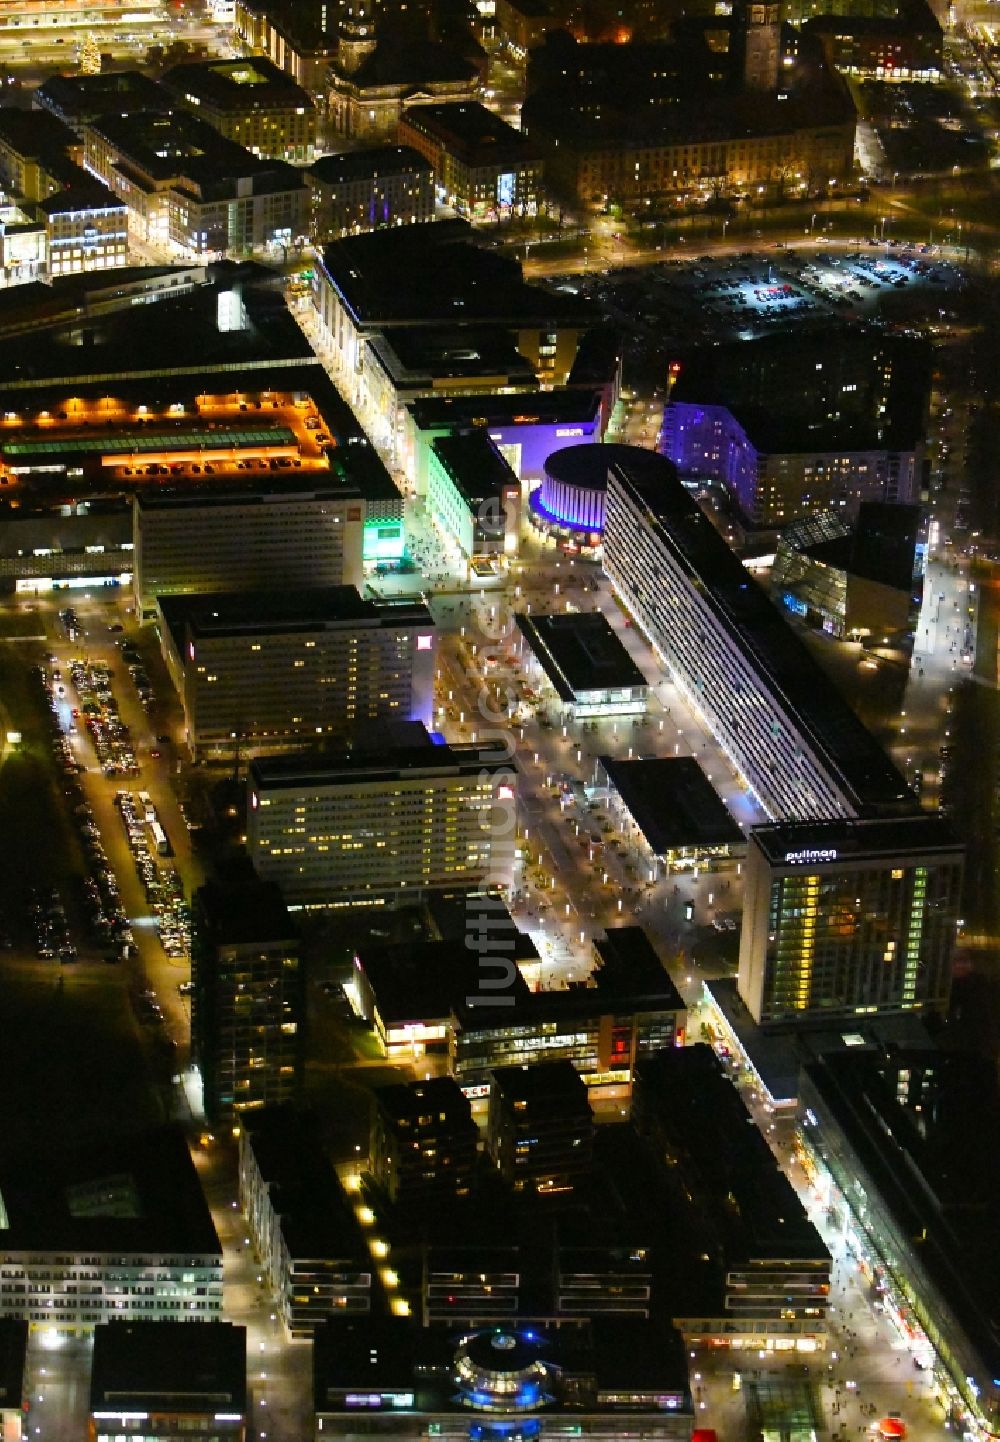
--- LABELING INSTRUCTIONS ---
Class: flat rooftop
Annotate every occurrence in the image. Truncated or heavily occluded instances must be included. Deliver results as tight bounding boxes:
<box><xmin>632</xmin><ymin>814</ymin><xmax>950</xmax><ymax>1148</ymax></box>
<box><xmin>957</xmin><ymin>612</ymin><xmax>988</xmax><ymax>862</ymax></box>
<box><xmin>599</xmin><ymin>755</ymin><xmax>744</xmax><ymax>854</ymax></box>
<box><xmin>592</xmin><ymin>926</ymin><xmax>685</xmax><ymax>1011</ymax></box>
<box><xmin>158</xmin><ymin>586</ymin><xmax>432</xmax><ymax>647</ymax></box>
<box><xmin>515</xmin><ymin>611</ymin><xmax>647</xmax><ymax>703</ymax></box>
<box><xmin>162</xmin><ymin>56</ymin><xmax>313</xmax><ymax>110</ymax></box>
<box><xmin>492</xmin><ymin>1057</ymin><xmax>591</xmax><ymax>1106</ymax></box>
<box><xmin>373</xmin><ymin>327</ymin><xmax>538</xmax><ymax>387</ymax></box>
<box><xmin>195</xmin><ymin>877</ymin><xmax>296</xmax><ymax>947</ymax></box>
<box><xmin>431</xmin><ymin>431</ymin><xmax>519</xmax><ymax>508</ymax></box>
<box><xmin>357</xmin><ymin>933</ymin><xmax>536</xmax><ymax>1024</ymax></box>
<box><xmin>374</xmin><ymin>1077</ymin><xmax>475</xmax><ymax>1130</ymax></box>
<box><xmin>0</xmin><ymin>1126</ymin><xmax>220</xmax><ymax>1256</ymax></box>
<box><xmin>401</xmin><ymin>101</ymin><xmax>533</xmax><ymax>160</ymax></box>
<box><xmin>608</xmin><ymin>451</ymin><xmax>913</xmax><ymax>816</ymax></box>
<box><xmin>250</xmin><ymin>726</ymin><xmax>514</xmax><ymax>792</ymax></box>
<box><xmin>320</xmin><ymin>220</ymin><xmax>592</xmax><ymax>330</ymax></box>
<box><xmin>90</xmin><ymin>1322</ymin><xmax>246</xmax><ymax>1417</ymax></box>
<box><xmin>408</xmin><ymin>387</ymin><xmax>602</xmax><ymax>432</ymax></box>
<box><xmin>749</xmin><ymin>813</ymin><xmax>963</xmax><ymax>866</ymax></box>
<box><xmin>36</xmin><ymin>69</ymin><xmax>169</xmax><ymax>122</ymax></box>
<box><xmin>309</xmin><ymin>145</ymin><xmax>431</xmax><ymax>186</ymax></box>
<box><xmin>87</xmin><ymin>111</ymin><xmax>304</xmax><ymax>192</ymax></box>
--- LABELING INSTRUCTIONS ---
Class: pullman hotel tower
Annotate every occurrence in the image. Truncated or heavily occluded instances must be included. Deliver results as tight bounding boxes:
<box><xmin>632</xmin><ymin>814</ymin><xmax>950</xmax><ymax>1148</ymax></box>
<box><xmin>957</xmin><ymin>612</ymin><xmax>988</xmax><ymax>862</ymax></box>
<box><xmin>601</xmin><ymin>447</ymin><xmax>962</xmax><ymax>1024</ymax></box>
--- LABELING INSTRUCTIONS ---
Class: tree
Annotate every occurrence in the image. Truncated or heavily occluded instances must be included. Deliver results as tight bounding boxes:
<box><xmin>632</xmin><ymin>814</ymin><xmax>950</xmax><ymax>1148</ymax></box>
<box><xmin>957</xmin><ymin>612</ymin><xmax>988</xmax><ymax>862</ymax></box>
<box><xmin>79</xmin><ymin>32</ymin><xmax>102</xmax><ymax>74</ymax></box>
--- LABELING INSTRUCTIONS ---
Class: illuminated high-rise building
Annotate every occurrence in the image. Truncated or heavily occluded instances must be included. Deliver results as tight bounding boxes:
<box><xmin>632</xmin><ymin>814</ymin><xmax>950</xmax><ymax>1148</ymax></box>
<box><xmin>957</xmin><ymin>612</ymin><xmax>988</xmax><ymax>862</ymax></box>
<box><xmin>738</xmin><ymin>817</ymin><xmax>963</xmax><ymax>1024</ymax></box>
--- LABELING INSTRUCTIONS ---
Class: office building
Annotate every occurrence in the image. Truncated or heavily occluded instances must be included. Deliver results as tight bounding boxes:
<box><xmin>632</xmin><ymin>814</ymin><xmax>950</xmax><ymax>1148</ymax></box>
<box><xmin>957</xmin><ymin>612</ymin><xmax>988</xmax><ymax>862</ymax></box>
<box><xmin>308</xmin><ymin>146</ymin><xmax>434</xmax><ymax>240</ymax></box>
<box><xmin>398</xmin><ymin>102</ymin><xmax>542</xmax><ymax>218</ymax></box>
<box><xmin>804</xmin><ymin>0</ymin><xmax>943</xmax><ymax>80</ymax></box>
<box><xmin>662</xmin><ymin>330</ymin><xmax>930</xmax><ymax>530</ymax></box>
<box><xmin>634</xmin><ymin>1046</ymin><xmax>831</xmax><ymax>1349</ymax></box>
<box><xmin>160</xmin><ymin>57</ymin><xmax>317</xmax><ymax>163</ymax></box>
<box><xmin>157</xmin><ymin>587</ymin><xmax>435</xmax><ymax>759</ymax></box>
<box><xmin>601</xmin><ymin>447</ymin><xmax>914</xmax><ymax>821</ymax></box>
<box><xmin>0</xmin><ymin>1321</ymin><xmax>27</xmax><ymax>1442</ymax></box>
<box><xmin>0</xmin><ymin>1127</ymin><xmax>222</xmax><ymax>1337</ymax></box>
<box><xmin>83</xmin><ymin>111</ymin><xmax>308</xmax><ymax>254</ymax></box>
<box><xmin>427</xmin><ymin>432</ymin><xmax>522</xmax><ymax>567</ymax></box>
<box><xmin>234</xmin><ymin>0</ymin><xmax>340</xmax><ymax>92</ymax></box>
<box><xmin>192</xmin><ymin>876</ymin><xmax>302</xmax><ymax>1125</ymax></box>
<box><xmin>769</xmin><ymin>503</ymin><xmax>923</xmax><ymax>642</ymax></box>
<box><xmin>35</xmin><ymin>71</ymin><xmax>169</xmax><ymax>133</ymax></box>
<box><xmin>239</xmin><ymin>1107</ymin><xmax>373</xmax><ymax>1338</ymax></box>
<box><xmin>738</xmin><ymin>816</ymin><xmax>963</xmax><ymax>1024</ymax></box>
<box><xmin>402</xmin><ymin>388</ymin><xmax>605</xmax><ymax>496</ymax></box>
<box><xmin>487</xmin><ymin>1061</ymin><xmax>594</xmax><ymax>1194</ymax></box>
<box><xmin>89</xmin><ymin>1322</ymin><xmax>247</xmax><ymax>1442</ymax></box>
<box><xmin>513</xmin><ymin>611</ymin><xmax>648</xmax><ymax>719</ymax></box>
<box><xmin>595</xmin><ymin>756</ymin><xmax>744</xmax><ymax>876</ymax></box>
<box><xmin>247</xmin><ymin>722</ymin><xmax>517</xmax><ymax>905</ymax></box>
<box><xmin>370</xmin><ymin>1078</ymin><xmax>479</xmax><ymax>1206</ymax></box>
<box><xmin>313</xmin><ymin>1315</ymin><xmax>694</xmax><ymax>1442</ymax></box>
<box><xmin>799</xmin><ymin>1049</ymin><xmax>1000</xmax><ymax>1440</ymax></box>
<box><xmin>133</xmin><ymin>485</ymin><xmax>365</xmax><ymax>612</ymax></box>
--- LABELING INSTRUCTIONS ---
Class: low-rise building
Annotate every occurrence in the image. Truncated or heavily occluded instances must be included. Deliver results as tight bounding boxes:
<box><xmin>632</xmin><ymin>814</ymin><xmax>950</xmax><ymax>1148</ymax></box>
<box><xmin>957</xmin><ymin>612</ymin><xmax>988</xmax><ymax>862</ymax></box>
<box><xmin>595</xmin><ymin>755</ymin><xmax>744</xmax><ymax>875</ymax></box>
<box><xmin>83</xmin><ymin>111</ymin><xmax>308</xmax><ymax>255</ymax></box>
<box><xmin>133</xmin><ymin>485</ymin><xmax>365</xmax><ymax>612</ymax></box>
<box><xmin>89</xmin><ymin>1322</ymin><xmax>247</xmax><ymax>1442</ymax></box>
<box><xmin>157</xmin><ymin>586</ymin><xmax>435</xmax><ymax>759</ymax></box>
<box><xmin>239</xmin><ymin>1107</ymin><xmax>372</xmax><ymax>1338</ymax></box>
<box><xmin>427</xmin><ymin>431</ymin><xmax>522</xmax><ymax>568</ymax></box>
<box><xmin>161</xmin><ymin>57</ymin><xmax>317</xmax><ymax>163</ymax></box>
<box><xmin>0</xmin><ymin>1127</ymin><xmax>222</xmax><ymax>1338</ymax></box>
<box><xmin>513</xmin><ymin>611</ymin><xmax>648</xmax><ymax>719</ymax></box>
<box><xmin>308</xmin><ymin>146</ymin><xmax>434</xmax><ymax>240</ymax></box>
<box><xmin>192</xmin><ymin>876</ymin><xmax>302</xmax><ymax>1125</ymax></box>
<box><xmin>399</xmin><ymin>102</ymin><xmax>542</xmax><ymax>218</ymax></box>
<box><xmin>247</xmin><ymin>722</ymin><xmax>518</xmax><ymax>905</ymax></box>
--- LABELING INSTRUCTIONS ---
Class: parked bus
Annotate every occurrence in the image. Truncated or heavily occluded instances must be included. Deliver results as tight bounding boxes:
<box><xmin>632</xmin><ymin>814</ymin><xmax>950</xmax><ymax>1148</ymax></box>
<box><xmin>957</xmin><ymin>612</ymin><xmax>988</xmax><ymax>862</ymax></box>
<box><xmin>148</xmin><ymin>819</ymin><xmax>170</xmax><ymax>856</ymax></box>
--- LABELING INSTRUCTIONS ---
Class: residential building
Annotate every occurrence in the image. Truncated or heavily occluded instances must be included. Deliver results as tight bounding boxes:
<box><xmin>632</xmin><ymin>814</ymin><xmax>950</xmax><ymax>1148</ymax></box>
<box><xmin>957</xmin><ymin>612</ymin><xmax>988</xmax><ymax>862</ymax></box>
<box><xmin>399</xmin><ymin>102</ymin><xmax>542</xmax><ymax>218</ymax></box>
<box><xmin>312</xmin><ymin>1315</ymin><xmax>694</xmax><ymax>1442</ymax></box>
<box><xmin>634</xmin><ymin>1046</ymin><xmax>831</xmax><ymax>1349</ymax></box>
<box><xmin>427</xmin><ymin>432</ymin><xmax>522</xmax><ymax>566</ymax></box>
<box><xmin>239</xmin><ymin>1107</ymin><xmax>372</xmax><ymax>1338</ymax></box>
<box><xmin>133</xmin><ymin>485</ymin><xmax>365</xmax><ymax>612</ymax></box>
<box><xmin>192</xmin><ymin>876</ymin><xmax>303</xmax><ymax>1125</ymax></box>
<box><xmin>661</xmin><ymin>330</ymin><xmax>929</xmax><ymax>530</ymax></box>
<box><xmin>370</xmin><ymin>1078</ymin><xmax>479</xmax><ymax>1206</ymax></box>
<box><xmin>804</xmin><ymin>0</ymin><xmax>943</xmax><ymax>80</ymax></box>
<box><xmin>83</xmin><ymin>111</ymin><xmax>308</xmax><ymax>254</ymax></box>
<box><xmin>402</xmin><ymin>388</ymin><xmax>605</xmax><ymax>496</ymax></box>
<box><xmin>156</xmin><ymin>587</ymin><xmax>435</xmax><ymax>759</ymax></box>
<box><xmin>35</xmin><ymin>71</ymin><xmax>169</xmax><ymax>134</ymax></box>
<box><xmin>0</xmin><ymin>1320</ymin><xmax>27</xmax><ymax>1442</ymax></box>
<box><xmin>769</xmin><ymin>503</ymin><xmax>923</xmax><ymax>641</ymax></box>
<box><xmin>595</xmin><ymin>756</ymin><xmax>745</xmax><ymax>876</ymax></box>
<box><xmin>89</xmin><ymin>1322</ymin><xmax>247</xmax><ymax>1442</ymax></box>
<box><xmin>799</xmin><ymin>1048</ymin><xmax>1000</xmax><ymax>1440</ymax></box>
<box><xmin>738</xmin><ymin>816</ymin><xmax>963</xmax><ymax>1024</ymax></box>
<box><xmin>601</xmin><ymin>446</ymin><xmax>914</xmax><ymax>821</ymax></box>
<box><xmin>487</xmin><ymin>1061</ymin><xmax>594</xmax><ymax>1194</ymax></box>
<box><xmin>513</xmin><ymin>611</ymin><xmax>647</xmax><ymax>719</ymax></box>
<box><xmin>247</xmin><ymin>722</ymin><xmax>518</xmax><ymax>905</ymax></box>
<box><xmin>0</xmin><ymin>1127</ymin><xmax>222</xmax><ymax>1338</ymax></box>
<box><xmin>308</xmin><ymin>146</ymin><xmax>434</xmax><ymax>240</ymax></box>
<box><xmin>161</xmin><ymin>57</ymin><xmax>317</xmax><ymax>163</ymax></box>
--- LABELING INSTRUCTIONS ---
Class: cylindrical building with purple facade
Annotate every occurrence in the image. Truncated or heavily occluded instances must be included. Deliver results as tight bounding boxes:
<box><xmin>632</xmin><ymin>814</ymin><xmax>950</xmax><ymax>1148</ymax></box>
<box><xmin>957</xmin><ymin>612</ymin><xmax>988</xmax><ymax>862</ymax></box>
<box><xmin>530</xmin><ymin>444</ymin><xmax>662</xmax><ymax>549</ymax></box>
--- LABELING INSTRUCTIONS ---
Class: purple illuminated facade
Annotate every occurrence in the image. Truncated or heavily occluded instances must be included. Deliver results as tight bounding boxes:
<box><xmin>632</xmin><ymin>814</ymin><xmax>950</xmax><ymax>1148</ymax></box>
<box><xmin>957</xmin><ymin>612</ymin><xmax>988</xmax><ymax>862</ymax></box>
<box><xmin>661</xmin><ymin>402</ymin><xmax>758</xmax><ymax>515</ymax></box>
<box><xmin>529</xmin><ymin>443</ymin><xmax>612</xmax><ymax>538</ymax></box>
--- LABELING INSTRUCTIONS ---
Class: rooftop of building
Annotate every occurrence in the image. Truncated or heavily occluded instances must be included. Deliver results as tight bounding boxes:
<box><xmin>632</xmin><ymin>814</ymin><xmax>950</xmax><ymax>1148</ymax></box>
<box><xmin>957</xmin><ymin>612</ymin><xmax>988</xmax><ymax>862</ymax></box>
<box><xmin>801</xmin><ymin>1047</ymin><xmax>1000</xmax><ymax>1376</ymax></box>
<box><xmin>0</xmin><ymin>1319</ymin><xmax>27</xmax><ymax>1414</ymax></box>
<box><xmin>37</xmin><ymin>170</ymin><xmax>122</xmax><ymax>216</ymax></box>
<box><xmin>636</xmin><ymin>1046</ymin><xmax>830</xmax><ymax>1266</ymax></box>
<box><xmin>374</xmin><ymin>1076</ymin><xmax>476</xmax><ymax>1131</ymax></box>
<box><xmin>0</xmin><ymin>1126</ymin><xmax>221</xmax><ymax>1256</ymax></box>
<box><xmin>805</xmin><ymin>0</ymin><xmax>942</xmax><ymax>37</ymax></box>
<box><xmin>407</xmin><ymin>387</ymin><xmax>603</xmax><ymax>432</ymax></box>
<box><xmin>400</xmin><ymin>101</ymin><xmax>533</xmax><ymax>160</ymax></box>
<box><xmin>36</xmin><ymin>68</ymin><xmax>169</xmax><ymax>123</ymax></box>
<box><xmin>492</xmin><ymin>1057</ymin><xmax>592</xmax><ymax>1109</ymax></box>
<box><xmin>85</xmin><ymin>111</ymin><xmax>306</xmax><ymax>196</ymax></box>
<box><xmin>779</xmin><ymin>501</ymin><xmax>921</xmax><ymax>594</ymax></box>
<box><xmin>308</xmin><ymin>144</ymin><xmax>432</xmax><ymax>186</ymax></box>
<box><xmin>372</xmin><ymin>326</ymin><xmax>538</xmax><ymax>388</ymax></box>
<box><xmin>598</xmin><ymin>756</ymin><xmax>744</xmax><ymax>854</ymax></box>
<box><xmin>606</xmin><ymin>449</ymin><xmax>914</xmax><ymax>816</ymax></box>
<box><xmin>430</xmin><ymin>431</ymin><xmax>518</xmax><ymax>508</ymax></box>
<box><xmin>591</xmin><ymin>927</ymin><xmax>685</xmax><ymax>1011</ymax></box>
<box><xmin>749</xmin><ymin>812</ymin><xmax>963</xmax><ymax>866</ymax></box>
<box><xmin>90</xmin><ymin>1322</ymin><xmax>247</xmax><ymax>1417</ymax></box>
<box><xmin>249</xmin><ymin>723</ymin><xmax>514</xmax><ymax>792</ymax></box>
<box><xmin>339</xmin><ymin>36</ymin><xmax>479</xmax><ymax>90</ymax></box>
<box><xmin>158</xmin><ymin>586</ymin><xmax>432</xmax><ymax>647</ymax></box>
<box><xmin>515</xmin><ymin>611</ymin><xmax>647</xmax><ymax>703</ymax></box>
<box><xmin>240</xmin><ymin>1106</ymin><xmax>371</xmax><ymax>1262</ymax></box>
<box><xmin>356</xmin><ymin>932</ymin><xmax>537</xmax><ymax>1025</ymax></box>
<box><xmin>423</xmin><ymin>887</ymin><xmax>527</xmax><ymax>944</ymax></box>
<box><xmin>161</xmin><ymin>55</ymin><xmax>314</xmax><ymax>111</ymax></box>
<box><xmin>320</xmin><ymin>219</ymin><xmax>592</xmax><ymax>329</ymax></box>
<box><xmin>195</xmin><ymin>876</ymin><xmax>296</xmax><ymax>948</ymax></box>
<box><xmin>0</xmin><ymin>106</ymin><xmax>77</xmax><ymax>162</ymax></box>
